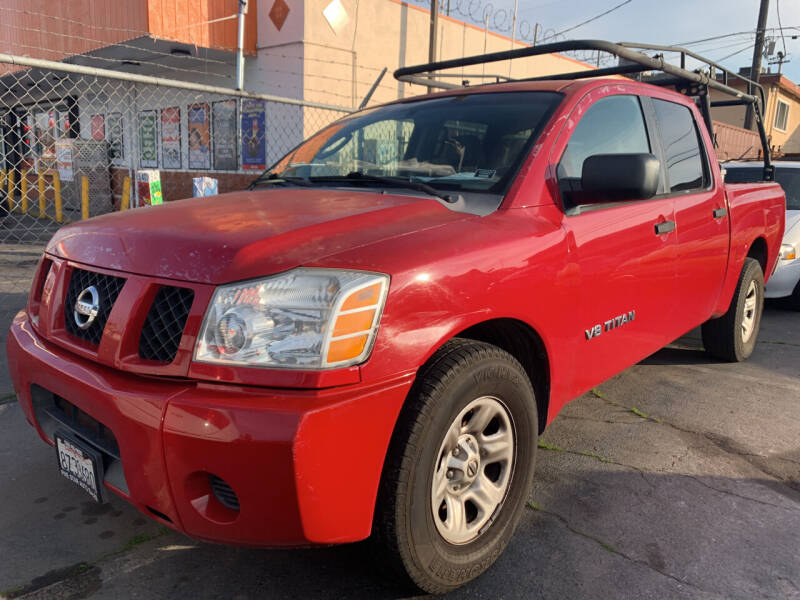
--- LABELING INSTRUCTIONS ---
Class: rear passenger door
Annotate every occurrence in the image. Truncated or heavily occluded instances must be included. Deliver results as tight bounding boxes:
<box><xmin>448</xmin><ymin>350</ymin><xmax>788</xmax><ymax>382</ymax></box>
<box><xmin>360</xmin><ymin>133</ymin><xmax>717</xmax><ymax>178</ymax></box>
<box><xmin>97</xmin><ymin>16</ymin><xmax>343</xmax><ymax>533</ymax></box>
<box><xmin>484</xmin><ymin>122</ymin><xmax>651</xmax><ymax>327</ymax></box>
<box><xmin>558</xmin><ymin>94</ymin><xmax>678</xmax><ymax>393</ymax></box>
<box><xmin>650</xmin><ymin>98</ymin><xmax>728</xmax><ymax>329</ymax></box>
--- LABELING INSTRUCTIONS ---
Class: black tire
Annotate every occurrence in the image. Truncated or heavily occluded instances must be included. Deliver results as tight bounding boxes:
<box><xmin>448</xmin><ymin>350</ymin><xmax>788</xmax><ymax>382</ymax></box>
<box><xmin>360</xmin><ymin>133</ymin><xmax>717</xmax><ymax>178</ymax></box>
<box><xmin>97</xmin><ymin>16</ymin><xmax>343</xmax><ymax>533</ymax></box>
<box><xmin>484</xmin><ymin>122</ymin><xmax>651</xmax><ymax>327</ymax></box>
<box><xmin>372</xmin><ymin>339</ymin><xmax>538</xmax><ymax>594</ymax></box>
<box><xmin>702</xmin><ymin>257</ymin><xmax>764</xmax><ymax>362</ymax></box>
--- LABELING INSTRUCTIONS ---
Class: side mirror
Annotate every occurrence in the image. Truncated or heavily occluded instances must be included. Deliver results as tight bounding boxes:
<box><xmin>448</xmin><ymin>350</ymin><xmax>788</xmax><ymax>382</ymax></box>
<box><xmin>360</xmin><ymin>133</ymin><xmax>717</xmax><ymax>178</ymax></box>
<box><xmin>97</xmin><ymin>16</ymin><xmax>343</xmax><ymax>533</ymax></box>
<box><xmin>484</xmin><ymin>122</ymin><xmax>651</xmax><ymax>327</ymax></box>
<box><xmin>581</xmin><ymin>153</ymin><xmax>660</xmax><ymax>202</ymax></box>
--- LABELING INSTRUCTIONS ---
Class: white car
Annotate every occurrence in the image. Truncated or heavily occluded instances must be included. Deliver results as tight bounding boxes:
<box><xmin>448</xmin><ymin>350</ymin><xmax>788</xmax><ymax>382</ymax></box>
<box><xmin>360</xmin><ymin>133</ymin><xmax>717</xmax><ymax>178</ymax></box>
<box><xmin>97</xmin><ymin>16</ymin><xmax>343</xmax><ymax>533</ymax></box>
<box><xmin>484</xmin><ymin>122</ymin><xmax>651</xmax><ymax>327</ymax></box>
<box><xmin>724</xmin><ymin>161</ymin><xmax>800</xmax><ymax>309</ymax></box>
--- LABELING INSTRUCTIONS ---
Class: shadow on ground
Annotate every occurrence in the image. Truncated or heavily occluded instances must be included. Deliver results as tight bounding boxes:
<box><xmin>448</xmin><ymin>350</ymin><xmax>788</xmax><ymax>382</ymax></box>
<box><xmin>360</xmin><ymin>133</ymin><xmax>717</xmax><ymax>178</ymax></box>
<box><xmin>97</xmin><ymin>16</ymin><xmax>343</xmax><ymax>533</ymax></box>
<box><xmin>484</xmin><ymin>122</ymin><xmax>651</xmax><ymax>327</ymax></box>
<box><xmin>4</xmin><ymin>466</ymin><xmax>798</xmax><ymax>600</ymax></box>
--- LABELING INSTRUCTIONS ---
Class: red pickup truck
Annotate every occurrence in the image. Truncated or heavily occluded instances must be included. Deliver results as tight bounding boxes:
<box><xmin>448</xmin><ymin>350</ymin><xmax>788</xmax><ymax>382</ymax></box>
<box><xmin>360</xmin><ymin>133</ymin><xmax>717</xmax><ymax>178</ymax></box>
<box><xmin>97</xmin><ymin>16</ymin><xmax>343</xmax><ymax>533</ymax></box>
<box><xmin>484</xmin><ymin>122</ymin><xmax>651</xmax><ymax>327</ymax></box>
<box><xmin>5</xmin><ymin>42</ymin><xmax>786</xmax><ymax>593</ymax></box>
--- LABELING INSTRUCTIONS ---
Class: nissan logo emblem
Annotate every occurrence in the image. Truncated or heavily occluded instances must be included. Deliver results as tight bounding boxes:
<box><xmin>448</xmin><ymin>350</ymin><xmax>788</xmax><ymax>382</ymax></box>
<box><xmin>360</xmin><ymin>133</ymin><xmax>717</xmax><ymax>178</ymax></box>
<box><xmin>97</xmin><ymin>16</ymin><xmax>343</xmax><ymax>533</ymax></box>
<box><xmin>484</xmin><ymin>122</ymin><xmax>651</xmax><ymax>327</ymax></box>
<box><xmin>73</xmin><ymin>285</ymin><xmax>100</xmax><ymax>330</ymax></box>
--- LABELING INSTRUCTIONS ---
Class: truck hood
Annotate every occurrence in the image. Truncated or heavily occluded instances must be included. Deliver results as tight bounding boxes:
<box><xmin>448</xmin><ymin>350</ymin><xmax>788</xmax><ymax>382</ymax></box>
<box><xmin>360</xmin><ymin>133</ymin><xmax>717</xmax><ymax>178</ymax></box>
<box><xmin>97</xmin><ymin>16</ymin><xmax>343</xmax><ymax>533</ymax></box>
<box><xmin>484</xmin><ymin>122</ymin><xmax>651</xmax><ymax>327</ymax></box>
<box><xmin>46</xmin><ymin>189</ymin><xmax>468</xmax><ymax>284</ymax></box>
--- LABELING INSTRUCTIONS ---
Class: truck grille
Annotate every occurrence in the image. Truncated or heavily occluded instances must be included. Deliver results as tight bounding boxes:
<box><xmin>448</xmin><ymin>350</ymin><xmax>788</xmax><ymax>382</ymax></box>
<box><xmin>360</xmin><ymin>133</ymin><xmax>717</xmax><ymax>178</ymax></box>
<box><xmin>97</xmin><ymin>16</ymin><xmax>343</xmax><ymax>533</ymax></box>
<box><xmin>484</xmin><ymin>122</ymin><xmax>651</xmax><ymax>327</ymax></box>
<box><xmin>64</xmin><ymin>268</ymin><xmax>126</xmax><ymax>345</ymax></box>
<box><xmin>138</xmin><ymin>286</ymin><xmax>195</xmax><ymax>363</ymax></box>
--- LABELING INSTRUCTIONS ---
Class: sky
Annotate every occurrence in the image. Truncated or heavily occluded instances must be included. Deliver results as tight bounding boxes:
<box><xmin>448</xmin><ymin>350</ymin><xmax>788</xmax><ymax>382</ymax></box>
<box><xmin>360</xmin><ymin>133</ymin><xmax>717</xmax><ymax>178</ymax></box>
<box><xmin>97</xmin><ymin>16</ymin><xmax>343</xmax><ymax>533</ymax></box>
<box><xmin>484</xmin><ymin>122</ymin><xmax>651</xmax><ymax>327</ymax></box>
<box><xmin>443</xmin><ymin>0</ymin><xmax>800</xmax><ymax>82</ymax></box>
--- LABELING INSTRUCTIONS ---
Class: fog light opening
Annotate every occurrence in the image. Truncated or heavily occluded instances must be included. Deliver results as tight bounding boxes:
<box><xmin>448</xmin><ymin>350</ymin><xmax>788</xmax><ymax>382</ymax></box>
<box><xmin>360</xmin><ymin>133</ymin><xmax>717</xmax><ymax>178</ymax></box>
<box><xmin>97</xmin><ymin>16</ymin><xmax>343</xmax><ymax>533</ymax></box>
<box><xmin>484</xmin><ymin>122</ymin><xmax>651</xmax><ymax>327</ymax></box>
<box><xmin>209</xmin><ymin>473</ymin><xmax>240</xmax><ymax>512</ymax></box>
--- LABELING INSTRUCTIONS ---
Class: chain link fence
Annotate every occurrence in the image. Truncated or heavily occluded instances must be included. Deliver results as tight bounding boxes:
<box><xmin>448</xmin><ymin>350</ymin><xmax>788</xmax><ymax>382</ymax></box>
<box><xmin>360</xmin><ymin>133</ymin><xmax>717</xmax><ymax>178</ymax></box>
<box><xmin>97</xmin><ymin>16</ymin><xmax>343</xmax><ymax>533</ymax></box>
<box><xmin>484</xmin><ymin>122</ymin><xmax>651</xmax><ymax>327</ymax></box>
<box><xmin>0</xmin><ymin>54</ymin><xmax>352</xmax><ymax>299</ymax></box>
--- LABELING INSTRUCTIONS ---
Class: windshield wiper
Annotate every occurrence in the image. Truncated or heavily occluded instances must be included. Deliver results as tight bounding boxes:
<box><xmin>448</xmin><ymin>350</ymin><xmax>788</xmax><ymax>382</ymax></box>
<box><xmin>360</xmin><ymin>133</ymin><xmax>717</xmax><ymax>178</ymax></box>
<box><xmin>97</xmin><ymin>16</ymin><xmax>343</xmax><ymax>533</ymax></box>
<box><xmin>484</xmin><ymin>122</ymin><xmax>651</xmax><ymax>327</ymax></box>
<box><xmin>310</xmin><ymin>172</ymin><xmax>457</xmax><ymax>203</ymax></box>
<box><xmin>249</xmin><ymin>172</ymin><xmax>312</xmax><ymax>190</ymax></box>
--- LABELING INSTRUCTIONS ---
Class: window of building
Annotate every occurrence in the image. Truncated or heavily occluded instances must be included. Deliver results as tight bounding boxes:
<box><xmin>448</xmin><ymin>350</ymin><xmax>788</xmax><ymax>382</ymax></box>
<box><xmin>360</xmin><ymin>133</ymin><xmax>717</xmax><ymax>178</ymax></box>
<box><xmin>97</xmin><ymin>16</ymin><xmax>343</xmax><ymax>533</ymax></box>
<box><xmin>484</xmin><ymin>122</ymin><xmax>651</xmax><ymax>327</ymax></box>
<box><xmin>774</xmin><ymin>99</ymin><xmax>790</xmax><ymax>132</ymax></box>
<box><xmin>652</xmin><ymin>99</ymin><xmax>708</xmax><ymax>193</ymax></box>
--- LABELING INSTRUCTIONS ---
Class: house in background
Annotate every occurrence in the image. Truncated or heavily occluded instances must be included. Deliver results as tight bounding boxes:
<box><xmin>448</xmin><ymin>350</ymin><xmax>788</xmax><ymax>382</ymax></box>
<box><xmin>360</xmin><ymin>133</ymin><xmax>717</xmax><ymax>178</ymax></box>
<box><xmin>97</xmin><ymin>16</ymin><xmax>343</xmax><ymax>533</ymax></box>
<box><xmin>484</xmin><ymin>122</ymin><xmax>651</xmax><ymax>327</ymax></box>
<box><xmin>711</xmin><ymin>70</ymin><xmax>800</xmax><ymax>159</ymax></box>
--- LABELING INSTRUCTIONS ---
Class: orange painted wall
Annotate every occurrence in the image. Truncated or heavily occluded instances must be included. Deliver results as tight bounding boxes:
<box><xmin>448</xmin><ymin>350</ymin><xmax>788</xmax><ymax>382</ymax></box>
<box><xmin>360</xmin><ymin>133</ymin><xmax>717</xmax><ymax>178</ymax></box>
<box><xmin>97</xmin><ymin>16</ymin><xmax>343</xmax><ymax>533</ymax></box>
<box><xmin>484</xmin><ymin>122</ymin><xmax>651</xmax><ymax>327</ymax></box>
<box><xmin>148</xmin><ymin>0</ymin><xmax>257</xmax><ymax>55</ymax></box>
<box><xmin>0</xmin><ymin>0</ymin><xmax>256</xmax><ymax>61</ymax></box>
<box><xmin>0</xmin><ymin>0</ymin><xmax>148</xmax><ymax>61</ymax></box>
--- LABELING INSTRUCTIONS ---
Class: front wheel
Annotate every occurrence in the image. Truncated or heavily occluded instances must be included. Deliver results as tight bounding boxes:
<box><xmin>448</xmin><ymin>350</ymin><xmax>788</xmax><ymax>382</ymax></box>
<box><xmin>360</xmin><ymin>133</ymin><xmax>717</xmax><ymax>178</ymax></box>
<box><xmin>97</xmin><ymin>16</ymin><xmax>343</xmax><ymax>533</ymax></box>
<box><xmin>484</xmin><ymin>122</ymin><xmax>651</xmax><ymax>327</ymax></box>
<box><xmin>372</xmin><ymin>340</ymin><xmax>538</xmax><ymax>594</ymax></box>
<box><xmin>702</xmin><ymin>257</ymin><xmax>764</xmax><ymax>362</ymax></box>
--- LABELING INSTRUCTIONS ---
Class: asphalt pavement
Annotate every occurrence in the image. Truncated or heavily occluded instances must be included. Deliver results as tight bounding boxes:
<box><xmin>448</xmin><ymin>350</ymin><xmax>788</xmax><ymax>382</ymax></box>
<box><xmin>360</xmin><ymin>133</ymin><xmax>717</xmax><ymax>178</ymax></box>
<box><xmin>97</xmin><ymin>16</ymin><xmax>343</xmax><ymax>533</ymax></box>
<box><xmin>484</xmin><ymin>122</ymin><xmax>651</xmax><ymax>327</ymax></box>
<box><xmin>0</xmin><ymin>303</ymin><xmax>798</xmax><ymax>599</ymax></box>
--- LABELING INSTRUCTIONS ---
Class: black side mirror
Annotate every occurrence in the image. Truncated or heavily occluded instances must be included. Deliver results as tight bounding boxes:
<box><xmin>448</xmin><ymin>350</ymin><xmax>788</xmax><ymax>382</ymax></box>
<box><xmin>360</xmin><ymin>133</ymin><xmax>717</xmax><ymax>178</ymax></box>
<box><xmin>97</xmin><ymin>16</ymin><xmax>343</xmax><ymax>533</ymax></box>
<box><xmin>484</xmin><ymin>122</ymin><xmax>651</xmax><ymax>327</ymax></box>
<box><xmin>581</xmin><ymin>153</ymin><xmax>660</xmax><ymax>202</ymax></box>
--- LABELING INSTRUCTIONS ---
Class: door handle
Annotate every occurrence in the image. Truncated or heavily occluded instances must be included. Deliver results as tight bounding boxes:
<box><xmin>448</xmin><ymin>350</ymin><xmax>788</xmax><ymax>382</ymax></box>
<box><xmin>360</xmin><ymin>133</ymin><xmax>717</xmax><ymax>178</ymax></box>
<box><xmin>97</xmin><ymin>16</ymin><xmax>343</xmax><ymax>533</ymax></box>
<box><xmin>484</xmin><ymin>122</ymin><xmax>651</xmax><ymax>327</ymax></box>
<box><xmin>654</xmin><ymin>220</ymin><xmax>676</xmax><ymax>235</ymax></box>
<box><xmin>713</xmin><ymin>207</ymin><xmax>727</xmax><ymax>218</ymax></box>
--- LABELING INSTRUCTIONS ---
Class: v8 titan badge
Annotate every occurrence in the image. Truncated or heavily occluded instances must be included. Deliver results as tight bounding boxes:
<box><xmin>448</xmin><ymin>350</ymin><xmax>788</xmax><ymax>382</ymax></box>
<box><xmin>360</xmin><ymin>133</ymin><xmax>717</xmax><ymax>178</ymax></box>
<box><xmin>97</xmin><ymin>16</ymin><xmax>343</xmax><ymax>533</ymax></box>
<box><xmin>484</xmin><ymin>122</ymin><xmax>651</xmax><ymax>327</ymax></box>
<box><xmin>585</xmin><ymin>310</ymin><xmax>636</xmax><ymax>340</ymax></box>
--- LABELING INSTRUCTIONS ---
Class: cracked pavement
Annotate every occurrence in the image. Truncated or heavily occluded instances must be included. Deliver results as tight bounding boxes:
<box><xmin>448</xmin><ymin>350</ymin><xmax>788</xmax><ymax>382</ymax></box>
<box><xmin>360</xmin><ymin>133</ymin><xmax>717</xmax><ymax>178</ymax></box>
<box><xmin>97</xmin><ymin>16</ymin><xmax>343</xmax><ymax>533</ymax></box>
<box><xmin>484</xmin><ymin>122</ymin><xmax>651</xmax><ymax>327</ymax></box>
<box><xmin>1</xmin><ymin>295</ymin><xmax>798</xmax><ymax>598</ymax></box>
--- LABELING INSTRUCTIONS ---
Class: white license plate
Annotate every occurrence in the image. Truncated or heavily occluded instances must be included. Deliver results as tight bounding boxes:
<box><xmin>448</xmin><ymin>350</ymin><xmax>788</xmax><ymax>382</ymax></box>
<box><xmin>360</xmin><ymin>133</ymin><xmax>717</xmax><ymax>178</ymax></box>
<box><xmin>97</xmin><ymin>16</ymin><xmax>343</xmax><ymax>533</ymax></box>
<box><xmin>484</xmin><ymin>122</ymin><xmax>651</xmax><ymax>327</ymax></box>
<box><xmin>55</xmin><ymin>433</ymin><xmax>102</xmax><ymax>503</ymax></box>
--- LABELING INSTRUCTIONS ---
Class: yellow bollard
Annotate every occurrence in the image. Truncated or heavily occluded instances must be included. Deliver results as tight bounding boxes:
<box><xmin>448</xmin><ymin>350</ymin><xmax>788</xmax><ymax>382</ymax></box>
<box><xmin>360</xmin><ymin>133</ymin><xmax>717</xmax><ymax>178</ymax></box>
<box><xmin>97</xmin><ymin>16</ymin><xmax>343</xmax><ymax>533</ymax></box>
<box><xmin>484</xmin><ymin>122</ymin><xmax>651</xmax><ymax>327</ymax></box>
<box><xmin>53</xmin><ymin>171</ymin><xmax>63</xmax><ymax>223</ymax></box>
<box><xmin>81</xmin><ymin>176</ymin><xmax>89</xmax><ymax>220</ymax></box>
<box><xmin>20</xmin><ymin>170</ymin><xmax>29</xmax><ymax>214</ymax></box>
<box><xmin>38</xmin><ymin>172</ymin><xmax>47</xmax><ymax>219</ymax></box>
<box><xmin>120</xmin><ymin>176</ymin><xmax>131</xmax><ymax>211</ymax></box>
<box><xmin>6</xmin><ymin>170</ymin><xmax>15</xmax><ymax>213</ymax></box>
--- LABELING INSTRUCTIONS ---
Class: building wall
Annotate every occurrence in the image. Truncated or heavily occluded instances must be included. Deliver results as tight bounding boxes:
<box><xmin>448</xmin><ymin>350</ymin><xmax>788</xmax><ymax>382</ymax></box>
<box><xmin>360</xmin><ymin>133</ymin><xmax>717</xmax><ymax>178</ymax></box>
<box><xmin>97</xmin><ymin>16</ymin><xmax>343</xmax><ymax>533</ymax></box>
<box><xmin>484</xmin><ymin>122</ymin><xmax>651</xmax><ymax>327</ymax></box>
<box><xmin>0</xmin><ymin>0</ymin><xmax>148</xmax><ymax>62</ymax></box>
<box><xmin>0</xmin><ymin>0</ymin><xmax>257</xmax><ymax>63</ymax></box>
<box><xmin>148</xmin><ymin>0</ymin><xmax>258</xmax><ymax>55</ymax></box>
<box><xmin>255</xmin><ymin>0</ymin><xmax>594</xmax><ymax>116</ymax></box>
<box><xmin>709</xmin><ymin>75</ymin><xmax>800</xmax><ymax>156</ymax></box>
<box><xmin>765</xmin><ymin>83</ymin><xmax>800</xmax><ymax>153</ymax></box>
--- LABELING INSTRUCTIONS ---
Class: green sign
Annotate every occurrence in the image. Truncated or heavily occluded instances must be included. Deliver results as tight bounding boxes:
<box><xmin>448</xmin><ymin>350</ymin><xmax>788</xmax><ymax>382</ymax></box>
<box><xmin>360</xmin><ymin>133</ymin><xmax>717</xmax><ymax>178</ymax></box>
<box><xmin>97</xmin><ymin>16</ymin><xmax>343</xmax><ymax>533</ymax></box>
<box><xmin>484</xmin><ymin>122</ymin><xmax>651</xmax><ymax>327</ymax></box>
<box><xmin>138</xmin><ymin>110</ymin><xmax>158</xmax><ymax>168</ymax></box>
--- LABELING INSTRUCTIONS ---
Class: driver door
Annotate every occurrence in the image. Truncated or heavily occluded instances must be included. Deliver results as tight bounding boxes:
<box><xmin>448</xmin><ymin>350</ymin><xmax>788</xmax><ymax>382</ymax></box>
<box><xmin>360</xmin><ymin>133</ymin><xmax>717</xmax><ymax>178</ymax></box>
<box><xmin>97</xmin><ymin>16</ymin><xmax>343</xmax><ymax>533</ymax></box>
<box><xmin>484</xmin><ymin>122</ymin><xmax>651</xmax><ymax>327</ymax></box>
<box><xmin>558</xmin><ymin>94</ymin><xmax>678</xmax><ymax>393</ymax></box>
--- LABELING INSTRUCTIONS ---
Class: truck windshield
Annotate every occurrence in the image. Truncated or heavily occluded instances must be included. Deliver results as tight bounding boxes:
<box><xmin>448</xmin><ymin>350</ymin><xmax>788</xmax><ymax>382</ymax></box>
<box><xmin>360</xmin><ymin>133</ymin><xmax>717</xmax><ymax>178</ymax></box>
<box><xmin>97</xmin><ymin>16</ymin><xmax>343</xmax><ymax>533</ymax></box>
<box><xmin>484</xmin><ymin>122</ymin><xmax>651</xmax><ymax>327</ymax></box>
<box><xmin>262</xmin><ymin>91</ymin><xmax>561</xmax><ymax>195</ymax></box>
<box><xmin>725</xmin><ymin>166</ymin><xmax>800</xmax><ymax>210</ymax></box>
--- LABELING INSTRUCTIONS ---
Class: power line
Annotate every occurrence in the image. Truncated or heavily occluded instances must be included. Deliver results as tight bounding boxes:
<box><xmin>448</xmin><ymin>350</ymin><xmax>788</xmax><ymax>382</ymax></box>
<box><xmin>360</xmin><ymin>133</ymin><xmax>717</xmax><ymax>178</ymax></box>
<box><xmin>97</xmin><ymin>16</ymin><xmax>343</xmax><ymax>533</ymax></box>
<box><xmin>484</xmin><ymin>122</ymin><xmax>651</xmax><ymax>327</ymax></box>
<box><xmin>677</xmin><ymin>25</ymin><xmax>799</xmax><ymax>47</ymax></box>
<box><xmin>717</xmin><ymin>42</ymin><xmax>756</xmax><ymax>63</ymax></box>
<box><xmin>776</xmin><ymin>0</ymin><xmax>787</xmax><ymax>56</ymax></box>
<box><xmin>539</xmin><ymin>0</ymin><xmax>633</xmax><ymax>43</ymax></box>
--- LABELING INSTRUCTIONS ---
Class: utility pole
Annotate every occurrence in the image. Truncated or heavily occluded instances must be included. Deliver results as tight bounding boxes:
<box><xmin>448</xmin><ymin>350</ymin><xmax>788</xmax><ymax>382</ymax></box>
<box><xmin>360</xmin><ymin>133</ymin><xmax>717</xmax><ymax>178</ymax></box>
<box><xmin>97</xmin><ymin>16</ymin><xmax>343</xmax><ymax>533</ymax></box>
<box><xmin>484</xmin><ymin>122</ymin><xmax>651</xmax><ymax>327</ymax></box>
<box><xmin>235</xmin><ymin>0</ymin><xmax>249</xmax><ymax>91</ymax></box>
<box><xmin>428</xmin><ymin>0</ymin><xmax>439</xmax><ymax>93</ymax></box>
<box><xmin>744</xmin><ymin>0</ymin><xmax>769</xmax><ymax>130</ymax></box>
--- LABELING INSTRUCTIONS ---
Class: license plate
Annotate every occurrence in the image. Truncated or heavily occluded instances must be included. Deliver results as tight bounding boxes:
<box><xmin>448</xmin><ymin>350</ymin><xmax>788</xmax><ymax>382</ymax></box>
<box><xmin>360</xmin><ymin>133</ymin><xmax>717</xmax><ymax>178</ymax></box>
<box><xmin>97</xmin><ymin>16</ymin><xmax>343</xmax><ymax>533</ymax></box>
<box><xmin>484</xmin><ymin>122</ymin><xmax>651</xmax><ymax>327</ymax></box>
<box><xmin>55</xmin><ymin>432</ymin><xmax>104</xmax><ymax>503</ymax></box>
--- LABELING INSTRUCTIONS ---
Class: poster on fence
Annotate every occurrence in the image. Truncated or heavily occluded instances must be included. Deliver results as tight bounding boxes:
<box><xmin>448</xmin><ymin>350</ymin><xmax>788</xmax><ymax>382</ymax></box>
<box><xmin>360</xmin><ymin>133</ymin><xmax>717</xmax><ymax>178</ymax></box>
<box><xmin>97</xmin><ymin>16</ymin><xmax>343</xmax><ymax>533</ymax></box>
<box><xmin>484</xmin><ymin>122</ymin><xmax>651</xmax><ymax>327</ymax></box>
<box><xmin>212</xmin><ymin>100</ymin><xmax>238</xmax><ymax>171</ymax></box>
<box><xmin>240</xmin><ymin>99</ymin><xmax>266</xmax><ymax>170</ymax></box>
<box><xmin>55</xmin><ymin>140</ymin><xmax>74</xmax><ymax>182</ymax></box>
<box><xmin>138</xmin><ymin>110</ymin><xmax>158</xmax><ymax>168</ymax></box>
<box><xmin>91</xmin><ymin>115</ymin><xmax>105</xmax><ymax>140</ymax></box>
<box><xmin>106</xmin><ymin>113</ymin><xmax>125</xmax><ymax>163</ymax></box>
<box><xmin>188</xmin><ymin>103</ymin><xmax>211</xmax><ymax>170</ymax></box>
<box><xmin>161</xmin><ymin>107</ymin><xmax>181</xmax><ymax>169</ymax></box>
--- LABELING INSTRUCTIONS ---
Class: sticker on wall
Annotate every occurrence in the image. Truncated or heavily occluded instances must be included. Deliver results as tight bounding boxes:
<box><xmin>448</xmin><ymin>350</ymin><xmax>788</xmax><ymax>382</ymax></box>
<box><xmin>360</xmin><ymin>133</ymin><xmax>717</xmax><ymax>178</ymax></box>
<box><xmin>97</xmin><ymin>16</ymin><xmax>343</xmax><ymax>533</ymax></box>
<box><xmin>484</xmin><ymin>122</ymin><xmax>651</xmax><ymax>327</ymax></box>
<box><xmin>323</xmin><ymin>0</ymin><xmax>349</xmax><ymax>34</ymax></box>
<box><xmin>161</xmin><ymin>107</ymin><xmax>181</xmax><ymax>169</ymax></box>
<box><xmin>269</xmin><ymin>0</ymin><xmax>290</xmax><ymax>31</ymax></box>
<box><xmin>188</xmin><ymin>103</ymin><xmax>211</xmax><ymax>170</ymax></box>
<box><xmin>240</xmin><ymin>99</ymin><xmax>266</xmax><ymax>170</ymax></box>
<box><xmin>212</xmin><ymin>99</ymin><xmax>238</xmax><ymax>171</ymax></box>
<box><xmin>138</xmin><ymin>110</ymin><xmax>158</xmax><ymax>168</ymax></box>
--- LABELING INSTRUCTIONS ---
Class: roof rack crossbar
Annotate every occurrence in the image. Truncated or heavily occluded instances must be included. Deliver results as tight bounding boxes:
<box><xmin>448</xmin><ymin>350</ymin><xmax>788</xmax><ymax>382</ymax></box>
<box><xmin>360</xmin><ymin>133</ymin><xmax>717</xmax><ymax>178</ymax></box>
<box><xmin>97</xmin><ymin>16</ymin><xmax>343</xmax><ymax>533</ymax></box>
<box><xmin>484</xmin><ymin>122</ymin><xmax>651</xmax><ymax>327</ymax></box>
<box><xmin>519</xmin><ymin>62</ymin><xmax>648</xmax><ymax>82</ymax></box>
<box><xmin>711</xmin><ymin>100</ymin><xmax>751</xmax><ymax>108</ymax></box>
<box><xmin>394</xmin><ymin>39</ymin><xmax>772</xmax><ymax>180</ymax></box>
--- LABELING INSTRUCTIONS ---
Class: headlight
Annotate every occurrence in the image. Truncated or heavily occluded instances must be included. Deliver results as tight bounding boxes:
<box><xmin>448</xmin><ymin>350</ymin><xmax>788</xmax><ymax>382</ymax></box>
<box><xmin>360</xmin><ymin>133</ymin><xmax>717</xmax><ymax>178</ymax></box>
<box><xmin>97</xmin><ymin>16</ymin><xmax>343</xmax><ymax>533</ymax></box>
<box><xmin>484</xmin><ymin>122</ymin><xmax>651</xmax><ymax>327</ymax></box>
<box><xmin>194</xmin><ymin>268</ymin><xmax>389</xmax><ymax>369</ymax></box>
<box><xmin>779</xmin><ymin>243</ymin><xmax>797</xmax><ymax>261</ymax></box>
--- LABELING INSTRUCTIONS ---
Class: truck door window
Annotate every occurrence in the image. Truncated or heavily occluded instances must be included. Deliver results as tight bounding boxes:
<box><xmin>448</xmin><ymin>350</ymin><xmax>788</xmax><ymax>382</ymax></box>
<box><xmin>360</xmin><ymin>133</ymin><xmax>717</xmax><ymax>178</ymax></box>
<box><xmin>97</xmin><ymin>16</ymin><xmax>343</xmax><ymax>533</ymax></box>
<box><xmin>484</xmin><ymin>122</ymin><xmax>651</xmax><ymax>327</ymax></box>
<box><xmin>652</xmin><ymin>99</ymin><xmax>709</xmax><ymax>193</ymax></box>
<box><xmin>557</xmin><ymin>95</ymin><xmax>650</xmax><ymax>209</ymax></box>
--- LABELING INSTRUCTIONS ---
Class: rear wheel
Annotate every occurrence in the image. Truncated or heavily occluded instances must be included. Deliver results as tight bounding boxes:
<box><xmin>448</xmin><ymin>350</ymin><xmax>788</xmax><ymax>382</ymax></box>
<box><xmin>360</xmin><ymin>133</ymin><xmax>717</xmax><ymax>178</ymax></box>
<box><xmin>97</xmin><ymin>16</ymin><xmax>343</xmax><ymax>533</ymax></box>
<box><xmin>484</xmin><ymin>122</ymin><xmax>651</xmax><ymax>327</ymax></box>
<box><xmin>372</xmin><ymin>340</ymin><xmax>538</xmax><ymax>594</ymax></box>
<box><xmin>702</xmin><ymin>257</ymin><xmax>764</xmax><ymax>361</ymax></box>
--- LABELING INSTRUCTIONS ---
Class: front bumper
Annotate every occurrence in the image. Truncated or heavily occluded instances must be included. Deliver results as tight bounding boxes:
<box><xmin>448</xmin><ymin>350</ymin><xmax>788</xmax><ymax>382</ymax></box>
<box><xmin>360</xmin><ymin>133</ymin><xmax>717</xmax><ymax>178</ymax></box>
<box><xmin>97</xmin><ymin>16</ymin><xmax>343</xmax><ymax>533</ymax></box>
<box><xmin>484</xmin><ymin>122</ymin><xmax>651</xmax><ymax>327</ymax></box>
<box><xmin>6</xmin><ymin>311</ymin><xmax>413</xmax><ymax>546</ymax></box>
<box><xmin>766</xmin><ymin>259</ymin><xmax>800</xmax><ymax>299</ymax></box>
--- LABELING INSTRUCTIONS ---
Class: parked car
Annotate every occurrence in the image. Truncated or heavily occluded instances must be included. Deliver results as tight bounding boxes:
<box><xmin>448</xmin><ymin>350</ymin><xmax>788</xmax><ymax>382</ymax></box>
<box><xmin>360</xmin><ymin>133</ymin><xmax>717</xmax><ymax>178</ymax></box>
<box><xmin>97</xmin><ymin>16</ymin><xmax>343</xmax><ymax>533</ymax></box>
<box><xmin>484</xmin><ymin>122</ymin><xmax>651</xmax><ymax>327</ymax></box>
<box><xmin>724</xmin><ymin>161</ymin><xmax>800</xmax><ymax>309</ymax></box>
<box><xmin>5</xmin><ymin>42</ymin><xmax>787</xmax><ymax>593</ymax></box>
